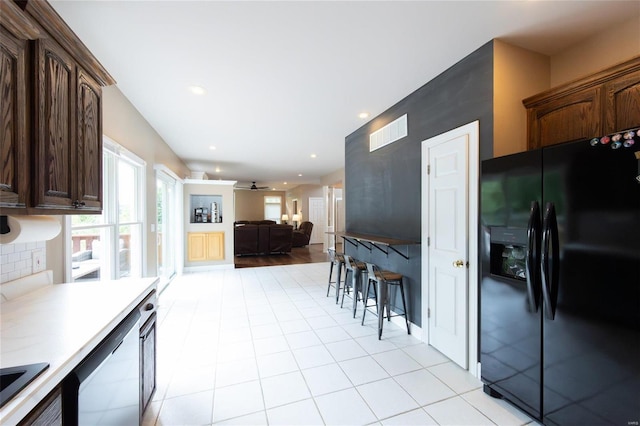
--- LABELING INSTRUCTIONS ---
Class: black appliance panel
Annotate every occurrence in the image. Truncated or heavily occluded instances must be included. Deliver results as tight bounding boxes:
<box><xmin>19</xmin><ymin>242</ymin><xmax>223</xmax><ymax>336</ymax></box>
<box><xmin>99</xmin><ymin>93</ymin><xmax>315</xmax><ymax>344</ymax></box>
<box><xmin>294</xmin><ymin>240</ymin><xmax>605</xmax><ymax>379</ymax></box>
<box><xmin>480</xmin><ymin>149</ymin><xmax>543</xmax><ymax>420</ymax></box>
<box><xmin>541</xmin><ymin>137</ymin><xmax>640</xmax><ymax>426</ymax></box>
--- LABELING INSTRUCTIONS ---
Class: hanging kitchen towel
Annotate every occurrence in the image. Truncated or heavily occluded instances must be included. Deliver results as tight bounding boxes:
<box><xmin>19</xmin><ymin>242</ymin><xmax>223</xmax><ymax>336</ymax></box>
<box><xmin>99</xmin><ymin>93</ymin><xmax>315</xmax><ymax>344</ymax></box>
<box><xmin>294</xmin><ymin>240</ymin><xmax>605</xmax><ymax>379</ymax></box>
<box><xmin>0</xmin><ymin>215</ymin><xmax>61</xmax><ymax>244</ymax></box>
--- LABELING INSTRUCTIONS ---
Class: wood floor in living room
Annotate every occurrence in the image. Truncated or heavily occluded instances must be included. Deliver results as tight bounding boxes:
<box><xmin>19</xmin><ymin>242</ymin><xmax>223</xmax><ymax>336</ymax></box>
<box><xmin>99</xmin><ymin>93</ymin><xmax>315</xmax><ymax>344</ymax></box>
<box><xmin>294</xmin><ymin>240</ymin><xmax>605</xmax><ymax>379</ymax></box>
<box><xmin>234</xmin><ymin>244</ymin><xmax>330</xmax><ymax>268</ymax></box>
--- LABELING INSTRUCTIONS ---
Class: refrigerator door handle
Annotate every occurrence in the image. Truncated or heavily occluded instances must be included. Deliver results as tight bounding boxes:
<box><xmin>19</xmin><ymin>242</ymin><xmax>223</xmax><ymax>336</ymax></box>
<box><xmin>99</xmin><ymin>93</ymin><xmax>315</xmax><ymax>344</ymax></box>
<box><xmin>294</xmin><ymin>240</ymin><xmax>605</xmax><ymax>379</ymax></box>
<box><xmin>526</xmin><ymin>201</ymin><xmax>541</xmax><ymax>312</ymax></box>
<box><xmin>541</xmin><ymin>202</ymin><xmax>559</xmax><ymax>320</ymax></box>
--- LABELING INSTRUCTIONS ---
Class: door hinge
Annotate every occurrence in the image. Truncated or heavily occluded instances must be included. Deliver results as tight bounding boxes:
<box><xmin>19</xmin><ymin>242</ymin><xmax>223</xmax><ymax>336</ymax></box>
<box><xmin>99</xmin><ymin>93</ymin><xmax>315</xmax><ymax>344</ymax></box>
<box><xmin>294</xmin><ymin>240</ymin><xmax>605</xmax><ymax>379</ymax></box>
<box><xmin>427</xmin><ymin>308</ymin><xmax>431</xmax><ymax>318</ymax></box>
<box><xmin>427</xmin><ymin>237</ymin><xmax>430</xmax><ymax>246</ymax></box>
<box><xmin>427</xmin><ymin>165</ymin><xmax>431</xmax><ymax>175</ymax></box>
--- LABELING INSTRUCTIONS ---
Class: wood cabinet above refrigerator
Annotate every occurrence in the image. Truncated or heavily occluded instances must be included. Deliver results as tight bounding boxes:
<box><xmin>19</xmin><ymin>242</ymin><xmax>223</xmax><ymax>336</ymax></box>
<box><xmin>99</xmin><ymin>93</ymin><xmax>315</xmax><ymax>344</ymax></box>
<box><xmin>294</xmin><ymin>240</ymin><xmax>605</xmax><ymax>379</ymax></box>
<box><xmin>0</xmin><ymin>0</ymin><xmax>115</xmax><ymax>215</ymax></box>
<box><xmin>523</xmin><ymin>56</ymin><xmax>640</xmax><ymax>150</ymax></box>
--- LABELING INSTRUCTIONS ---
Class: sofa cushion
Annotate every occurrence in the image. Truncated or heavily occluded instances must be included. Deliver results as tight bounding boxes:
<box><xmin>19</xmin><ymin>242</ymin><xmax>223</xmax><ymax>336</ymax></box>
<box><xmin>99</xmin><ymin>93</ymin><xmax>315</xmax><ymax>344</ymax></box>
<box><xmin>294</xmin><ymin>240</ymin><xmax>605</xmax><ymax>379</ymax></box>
<box><xmin>234</xmin><ymin>225</ymin><xmax>259</xmax><ymax>255</ymax></box>
<box><xmin>233</xmin><ymin>223</ymin><xmax>293</xmax><ymax>255</ymax></box>
<box><xmin>269</xmin><ymin>225</ymin><xmax>293</xmax><ymax>253</ymax></box>
<box><xmin>258</xmin><ymin>225</ymin><xmax>271</xmax><ymax>253</ymax></box>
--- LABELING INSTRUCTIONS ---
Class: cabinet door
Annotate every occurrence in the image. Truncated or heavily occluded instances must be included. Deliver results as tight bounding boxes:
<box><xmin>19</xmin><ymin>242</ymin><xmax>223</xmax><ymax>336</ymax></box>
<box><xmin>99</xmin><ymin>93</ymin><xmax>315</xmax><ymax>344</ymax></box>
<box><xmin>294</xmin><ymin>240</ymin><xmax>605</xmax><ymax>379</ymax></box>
<box><xmin>0</xmin><ymin>27</ymin><xmax>28</xmax><ymax>209</ymax></box>
<box><xmin>18</xmin><ymin>386</ymin><xmax>62</xmax><ymax>426</ymax></box>
<box><xmin>33</xmin><ymin>38</ymin><xmax>77</xmax><ymax>209</ymax></box>
<box><xmin>604</xmin><ymin>69</ymin><xmax>640</xmax><ymax>133</ymax></box>
<box><xmin>140</xmin><ymin>315</ymin><xmax>156</xmax><ymax>416</ymax></box>
<box><xmin>77</xmin><ymin>68</ymin><xmax>102</xmax><ymax>211</ymax></box>
<box><xmin>206</xmin><ymin>232</ymin><xmax>225</xmax><ymax>260</ymax></box>
<box><xmin>187</xmin><ymin>233</ymin><xmax>207</xmax><ymax>261</ymax></box>
<box><xmin>527</xmin><ymin>87</ymin><xmax>602</xmax><ymax>149</ymax></box>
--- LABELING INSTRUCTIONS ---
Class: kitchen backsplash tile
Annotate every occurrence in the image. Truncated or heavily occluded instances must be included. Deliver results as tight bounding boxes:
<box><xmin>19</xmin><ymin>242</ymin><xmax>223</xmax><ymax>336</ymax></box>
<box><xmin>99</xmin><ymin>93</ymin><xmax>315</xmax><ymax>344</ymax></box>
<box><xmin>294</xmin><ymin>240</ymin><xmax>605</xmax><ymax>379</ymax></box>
<box><xmin>0</xmin><ymin>242</ymin><xmax>46</xmax><ymax>283</ymax></box>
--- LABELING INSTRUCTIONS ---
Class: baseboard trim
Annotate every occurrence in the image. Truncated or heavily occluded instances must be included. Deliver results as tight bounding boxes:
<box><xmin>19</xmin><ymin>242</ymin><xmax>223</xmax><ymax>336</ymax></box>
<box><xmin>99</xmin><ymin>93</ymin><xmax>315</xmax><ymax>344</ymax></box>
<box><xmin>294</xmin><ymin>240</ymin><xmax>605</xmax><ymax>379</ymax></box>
<box><xmin>183</xmin><ymin>264</ymin><xmax>235</xmax><ymax>273</ymax></box>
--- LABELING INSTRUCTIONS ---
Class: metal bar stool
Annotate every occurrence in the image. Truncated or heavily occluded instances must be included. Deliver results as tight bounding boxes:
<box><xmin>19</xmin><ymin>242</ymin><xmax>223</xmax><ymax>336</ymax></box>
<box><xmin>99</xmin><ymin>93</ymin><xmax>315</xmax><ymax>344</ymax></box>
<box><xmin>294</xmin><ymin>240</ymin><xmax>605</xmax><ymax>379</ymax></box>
<box><xmin>341</xmin><ymin>255</ymin><xmax>368</xmax><ymax>318</ymax></box>
<box><xmin>365</xmin><ymin>262</ymin><xmax>410</xmax><ymax>339</ymax></box>
<box><xmin>327</xmin><ymin>248</ymin><xmax>345</xmax><ymax>304</ymax></box>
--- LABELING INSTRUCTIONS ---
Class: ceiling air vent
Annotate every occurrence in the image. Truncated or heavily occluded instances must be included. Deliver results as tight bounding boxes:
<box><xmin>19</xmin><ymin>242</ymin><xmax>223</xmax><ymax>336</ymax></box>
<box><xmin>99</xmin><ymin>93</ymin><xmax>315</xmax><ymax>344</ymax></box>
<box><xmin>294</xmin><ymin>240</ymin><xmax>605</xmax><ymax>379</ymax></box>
<box><xmin>369</xmin><ymin>114</ymin><xmax>408</xmax><ymax>152</ymax></box>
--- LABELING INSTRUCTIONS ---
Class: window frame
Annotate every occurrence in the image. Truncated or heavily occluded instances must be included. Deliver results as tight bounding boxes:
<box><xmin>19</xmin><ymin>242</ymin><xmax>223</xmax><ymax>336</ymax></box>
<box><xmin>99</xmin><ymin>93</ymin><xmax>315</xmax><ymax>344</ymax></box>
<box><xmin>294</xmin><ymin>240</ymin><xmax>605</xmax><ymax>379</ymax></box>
<box><xmin>65</xmin><ymin>136</ymin><xmax>146</xmax><ymax>282</ymax></box>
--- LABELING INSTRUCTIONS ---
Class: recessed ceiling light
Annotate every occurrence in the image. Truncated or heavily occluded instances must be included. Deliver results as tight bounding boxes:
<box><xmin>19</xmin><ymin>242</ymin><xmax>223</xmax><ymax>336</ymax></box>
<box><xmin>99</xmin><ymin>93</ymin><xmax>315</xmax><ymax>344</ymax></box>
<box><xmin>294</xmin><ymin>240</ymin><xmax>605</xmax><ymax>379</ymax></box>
<box><xmin>298</xmin><ymin>174</ymin><xmax>303</xmax><ymax>177</ymax></box>
<box><xmin>272</xmin><ymin>188</ymin><xmax>276</xmax><ymax>191</ymax></box>
<box><xmin>310</xmin><ymin>154</ymin><xmax>317</xmax><ymax>158</ymax></box>
<box><xmin>359</xmin><ymin>112</ymin><xmax>370</xmax><ymax>119</ymax></box>
<box><xmin>215</xmin><ymin>167</ymin><xmax>221</xmax><ymax>173</ymax></box>
<box><xmin>188</xmin><ymin>85</ymin><xmax>206</xmax><ymax>95</ymax></box>
<box><xmin>209</xmin><ymin>145</ymin><xmax>216</xmax><ymax>150</ymax></box>
<box><xmin>283</xmin><ymin>182</ymin><xmax>288</xmax><ymax>185</ymax></box>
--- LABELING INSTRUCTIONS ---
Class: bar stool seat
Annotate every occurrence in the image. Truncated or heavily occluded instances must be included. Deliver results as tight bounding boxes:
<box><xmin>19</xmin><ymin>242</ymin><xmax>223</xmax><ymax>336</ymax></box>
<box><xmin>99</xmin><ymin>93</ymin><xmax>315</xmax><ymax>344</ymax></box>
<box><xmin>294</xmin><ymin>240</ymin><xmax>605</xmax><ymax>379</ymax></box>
<box><xmin>364</xmin><ymin>262</ymin><xmax>410</xmax><ymax>339</ymax></box>
<box><xmin>327</xmin><ymin>248</ymin><xmax>345</xmax><ymax>304</ymax></box>
<box><xmin>341</xmin><ymin>255</ymin><xmax>368</xmax><ymax>318</ymax></box>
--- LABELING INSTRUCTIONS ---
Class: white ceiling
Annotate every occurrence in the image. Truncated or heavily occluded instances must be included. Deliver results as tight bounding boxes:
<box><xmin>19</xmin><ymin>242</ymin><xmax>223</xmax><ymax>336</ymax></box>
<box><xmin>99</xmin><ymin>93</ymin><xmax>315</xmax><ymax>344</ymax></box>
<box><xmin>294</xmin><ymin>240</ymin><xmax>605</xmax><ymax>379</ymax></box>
<box><xmin>50</xmin><ymin>0</ymin><xmax>639</xmax><ymax>191</ymax></box>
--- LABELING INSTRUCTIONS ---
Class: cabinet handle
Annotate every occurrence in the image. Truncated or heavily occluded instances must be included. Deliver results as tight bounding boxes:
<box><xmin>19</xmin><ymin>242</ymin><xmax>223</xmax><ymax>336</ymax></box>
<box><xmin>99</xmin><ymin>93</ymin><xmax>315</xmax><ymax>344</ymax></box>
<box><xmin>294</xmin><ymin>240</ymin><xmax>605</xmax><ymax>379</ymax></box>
<box><xmin>145</xmin><ymin>303</ymin><xmax>154</xmax><ymax>311</ymax></box>
<box><xmin>72</xmin><ymin>200</ymin><xmax>86</xmax><ymax>208</ymax></box>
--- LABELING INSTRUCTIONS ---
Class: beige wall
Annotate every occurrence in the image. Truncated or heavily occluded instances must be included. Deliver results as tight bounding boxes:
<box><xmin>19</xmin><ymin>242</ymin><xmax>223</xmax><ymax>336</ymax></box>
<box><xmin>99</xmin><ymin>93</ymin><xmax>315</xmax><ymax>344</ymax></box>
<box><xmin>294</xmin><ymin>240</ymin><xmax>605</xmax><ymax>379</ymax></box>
<box><xmin>285</xmin><ymin>184</ymin><xmax>324</xmax><ymax>224</ymax></box>
<box><xmin>184</xmin><ymin>181</ymin><xmax>235</xmax><ymax>268</ymax></box>
<box><xmin>320</xmin><ymin>168</ymin><xmax>345</xmax><ymax>187</ymax></box>
<box><xmin>234</xmin><ymin>190</ymin><xmax>286</xmax><ymax>222</ymax></box>
<box><xmin>551</xmin><ymin>16</ymin><xmax>640</xmax><ymax>87</ymax></box>
<box><xmin>493</xmin><ymin>40</ymin><xmax>550</xmax><ymax>156</ymax></box>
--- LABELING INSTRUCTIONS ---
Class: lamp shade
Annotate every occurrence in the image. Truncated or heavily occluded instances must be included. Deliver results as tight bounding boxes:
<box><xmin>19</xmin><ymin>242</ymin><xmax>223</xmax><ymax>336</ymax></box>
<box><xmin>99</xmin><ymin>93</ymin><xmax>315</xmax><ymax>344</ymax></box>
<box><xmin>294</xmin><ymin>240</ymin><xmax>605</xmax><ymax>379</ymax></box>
<box><xmin>281</xmin><ymin>214</ymin><xmax>289</xmax><ymax>222</ymax></box>
<box><xmin>292</xmin><ymin>214</ymin><xmax>301</xmax><ymax>222</ymax></box>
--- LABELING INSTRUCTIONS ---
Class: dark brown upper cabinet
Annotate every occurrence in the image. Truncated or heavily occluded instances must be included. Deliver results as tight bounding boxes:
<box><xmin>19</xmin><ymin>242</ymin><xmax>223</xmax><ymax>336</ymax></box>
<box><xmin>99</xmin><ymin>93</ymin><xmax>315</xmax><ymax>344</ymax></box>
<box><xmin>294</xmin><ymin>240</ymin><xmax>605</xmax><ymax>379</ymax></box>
<box><xmin>0</xmin><ymin>0</ymin><xmax>114</xmax><ymax>215</ymax></box>
<box><xmin>524</xmin><ymin>56</ymin><xmax>640</xmax><ymax>150</ymax></box>
<box><xmin>0</xmin><ymin>26</ymin><xmax>28</xmax><ymax>209</ymax></box>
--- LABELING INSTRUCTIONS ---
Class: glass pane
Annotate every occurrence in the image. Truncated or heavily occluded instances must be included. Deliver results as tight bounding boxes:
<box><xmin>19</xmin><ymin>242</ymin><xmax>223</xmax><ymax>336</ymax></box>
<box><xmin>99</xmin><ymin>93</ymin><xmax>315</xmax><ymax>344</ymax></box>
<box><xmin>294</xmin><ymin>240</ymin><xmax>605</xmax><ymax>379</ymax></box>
<box><xmin>265</xmin><ymin>204</ymin><xmax>281</xmax><ymax>222</ymax></box>
<box><xmin>71</xmin><ymin>227</ymin><xmax>110</xmax><ymax>282</ymax></box>
<box><xmin>118</xmin><ymin>160</ymin><xmax>137</xmax><ymax>223</ymax></box>
<box><xmin>120</xmin><ymin>224</ymin><xmax>142</xmax><ymax>278</ymax></box>
<box><xmin>71</xmin><ymin>213</ymin><xmax>104</xmax><ymax>227</ymax></box>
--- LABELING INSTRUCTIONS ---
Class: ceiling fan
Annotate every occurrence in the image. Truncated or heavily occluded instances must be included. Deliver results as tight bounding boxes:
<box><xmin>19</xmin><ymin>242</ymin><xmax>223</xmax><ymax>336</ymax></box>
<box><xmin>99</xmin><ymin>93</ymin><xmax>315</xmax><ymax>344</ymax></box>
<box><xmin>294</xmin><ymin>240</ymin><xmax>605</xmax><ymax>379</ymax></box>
<box><xmin>237</xmin><ymin>181</ymin><xmax>269</xmax><ymax>191</ymax></box>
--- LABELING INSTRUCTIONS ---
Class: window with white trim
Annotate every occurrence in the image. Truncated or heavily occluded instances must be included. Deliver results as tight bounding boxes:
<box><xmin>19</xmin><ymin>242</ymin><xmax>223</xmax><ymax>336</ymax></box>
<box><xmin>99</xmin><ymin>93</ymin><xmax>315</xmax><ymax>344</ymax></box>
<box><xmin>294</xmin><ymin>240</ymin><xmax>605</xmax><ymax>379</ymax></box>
<box><xmin>264</xmin><ymin>196</ymin><xmax>283</xmax><ymax>223</ymax></box>
<box><xmin>68</xmin><ymin>138</ymin><xmax>145</xmax><ymax>281</ymax></box>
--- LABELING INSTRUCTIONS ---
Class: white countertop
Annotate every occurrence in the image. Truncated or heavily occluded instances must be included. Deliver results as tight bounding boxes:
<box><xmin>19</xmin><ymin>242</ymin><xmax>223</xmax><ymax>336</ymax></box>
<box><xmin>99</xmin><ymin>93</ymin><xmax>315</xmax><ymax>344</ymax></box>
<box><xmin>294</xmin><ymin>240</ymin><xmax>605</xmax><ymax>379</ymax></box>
<box><xmin>0</xmin><ymin>278</ymin><xmax>158</xmax><ymax>425</ymax></box>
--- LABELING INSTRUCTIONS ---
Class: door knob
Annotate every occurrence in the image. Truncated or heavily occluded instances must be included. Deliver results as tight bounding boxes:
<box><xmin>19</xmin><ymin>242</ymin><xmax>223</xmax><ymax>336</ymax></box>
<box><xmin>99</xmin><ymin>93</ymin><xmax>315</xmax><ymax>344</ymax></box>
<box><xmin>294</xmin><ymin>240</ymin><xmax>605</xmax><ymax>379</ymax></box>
<box><xmin>453</xmin><ymin>259</ymin><xmax>465</xmax><ymax>268</ymax></box>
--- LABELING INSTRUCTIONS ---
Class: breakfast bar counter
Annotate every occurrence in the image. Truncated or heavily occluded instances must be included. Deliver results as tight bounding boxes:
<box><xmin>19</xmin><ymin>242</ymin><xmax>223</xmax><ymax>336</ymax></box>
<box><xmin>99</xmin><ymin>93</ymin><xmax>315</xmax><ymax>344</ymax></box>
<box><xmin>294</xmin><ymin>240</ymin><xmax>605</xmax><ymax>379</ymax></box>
<box><xmin>328</xmin><ymin>231</ymin><xmax>420</xmax><ymax>259</ymax></box>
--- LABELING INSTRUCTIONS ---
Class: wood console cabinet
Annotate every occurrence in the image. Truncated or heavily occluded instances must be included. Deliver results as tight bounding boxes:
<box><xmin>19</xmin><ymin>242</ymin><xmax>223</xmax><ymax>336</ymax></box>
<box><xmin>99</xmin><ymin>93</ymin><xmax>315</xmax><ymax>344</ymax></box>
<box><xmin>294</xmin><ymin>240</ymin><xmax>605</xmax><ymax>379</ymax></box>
<box><xmin>18</xmin><ymin>386</ymin><xmax>62</xmax><ymax>426</ymax></box>
<box><xmin>0</xmin><ymin>0</ymin><xmax>114</xmax><ymax>214</ymax></box>
<box><xmin>524</xmin><ymin>56</ymin><xmax>640</xmax><ymax>149</ymax></box>
<box><xmin>188</xmin><ymin>232</ymin><xmax>225</xmax><ymax>261</ymax></box>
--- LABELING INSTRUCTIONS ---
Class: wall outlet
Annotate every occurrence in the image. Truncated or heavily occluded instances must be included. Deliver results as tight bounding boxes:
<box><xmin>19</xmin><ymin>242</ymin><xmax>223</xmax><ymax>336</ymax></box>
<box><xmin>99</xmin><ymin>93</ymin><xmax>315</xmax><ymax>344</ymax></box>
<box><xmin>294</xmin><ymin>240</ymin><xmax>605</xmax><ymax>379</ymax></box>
<box><xmin>32</xmin><ymin>249</ymin><xmax>45</xmax><ymax>273</ymax></box>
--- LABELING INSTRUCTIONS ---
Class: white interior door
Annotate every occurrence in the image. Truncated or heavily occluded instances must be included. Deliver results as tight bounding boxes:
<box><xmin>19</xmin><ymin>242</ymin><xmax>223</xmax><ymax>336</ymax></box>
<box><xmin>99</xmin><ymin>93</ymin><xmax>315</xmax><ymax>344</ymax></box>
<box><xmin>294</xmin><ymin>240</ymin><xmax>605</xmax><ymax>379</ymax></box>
<box><xmin>422</xmin><ymin>121</ymin><xmax>479</xmax><ymax>370</ymax></box>
<box><xmin>308</xmin><ymin>197</ymin><xmax>324</xmax><ymax>244</ymax></box>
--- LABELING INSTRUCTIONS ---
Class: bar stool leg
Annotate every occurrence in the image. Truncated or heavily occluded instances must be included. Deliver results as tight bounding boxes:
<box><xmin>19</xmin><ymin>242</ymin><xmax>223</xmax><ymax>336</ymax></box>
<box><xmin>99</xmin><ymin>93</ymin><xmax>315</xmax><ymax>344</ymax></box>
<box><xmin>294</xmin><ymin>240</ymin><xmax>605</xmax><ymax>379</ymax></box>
<box><xmin>376</xmin><ymin>280</ymin><xmax>388</xmax><ymax>340</ymax></box>
<box><xmin>399</xmin><ymin>279</ymin><xmax>410</xmax><ymax>334</ymax></box>
<box><xmin>352</xmin><ymin>270</ymin><xmax>361</xmax><ymax>318</ymax></box>
<box><xmin>335</xmin><ymin>262</ymin><xmax>343</xmax><ymax>304</ymax></box>
<box><xmin>340</xmin><ymin>268</ymin><xmax>351</xmax><ymax>308</ymax></box>
<box><xmin>326</xmin><ymin>262</ymin><xmax>334</xmax><ymax>297</ymax></box>
<box><xmin>361</xmin><ymin>277</ymin><xmax>377</xmax><ymax>326</ymax></box>
<box><xmin>361</xmin><ymin>279</ymin><xmax>370</xmax><ymax>325</ymax></box>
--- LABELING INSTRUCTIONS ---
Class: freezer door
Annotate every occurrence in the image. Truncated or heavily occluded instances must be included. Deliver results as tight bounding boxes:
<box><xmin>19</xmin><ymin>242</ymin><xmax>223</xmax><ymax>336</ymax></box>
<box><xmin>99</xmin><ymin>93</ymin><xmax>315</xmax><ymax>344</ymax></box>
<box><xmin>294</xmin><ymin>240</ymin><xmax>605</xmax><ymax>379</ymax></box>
<box><xmin>542</xmin><ymin>136</ymin><xmax>640</xmax><ymax>425</ymax></box>
<box><xmin>480</xmin><ymin>150</ymin><xmax>543</xmax><ymax>420</ymax></box>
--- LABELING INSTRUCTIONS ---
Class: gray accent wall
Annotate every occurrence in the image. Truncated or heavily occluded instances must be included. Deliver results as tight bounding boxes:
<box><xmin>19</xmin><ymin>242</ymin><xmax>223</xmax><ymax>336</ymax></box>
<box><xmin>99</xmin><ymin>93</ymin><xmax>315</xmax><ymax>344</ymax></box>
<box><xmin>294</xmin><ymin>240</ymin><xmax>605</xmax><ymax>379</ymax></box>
<box><xmin>344</xmin><ymin>41</ymin><xmax>495</xmax><ymax>327</ymax></box>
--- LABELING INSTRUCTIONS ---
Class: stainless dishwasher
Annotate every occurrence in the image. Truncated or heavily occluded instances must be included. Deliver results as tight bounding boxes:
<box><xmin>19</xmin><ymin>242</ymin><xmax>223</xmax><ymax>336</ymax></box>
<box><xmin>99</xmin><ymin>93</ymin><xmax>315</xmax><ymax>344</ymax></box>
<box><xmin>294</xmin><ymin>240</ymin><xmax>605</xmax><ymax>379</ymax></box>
<box><xmin>63</xmin><ymin>310</ymin><xmax>141</xmax><ymax>426</ymax></box>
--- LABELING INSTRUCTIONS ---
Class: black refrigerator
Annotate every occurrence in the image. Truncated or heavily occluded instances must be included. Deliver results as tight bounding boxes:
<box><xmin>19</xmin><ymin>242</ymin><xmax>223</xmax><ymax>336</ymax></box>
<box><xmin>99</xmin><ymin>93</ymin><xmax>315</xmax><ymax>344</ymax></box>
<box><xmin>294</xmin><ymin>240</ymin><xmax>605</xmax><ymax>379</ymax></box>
<box><xmin>480</xmin><ymin>130</ymin><xmax>640</xmax><ymax>425</ymax></box>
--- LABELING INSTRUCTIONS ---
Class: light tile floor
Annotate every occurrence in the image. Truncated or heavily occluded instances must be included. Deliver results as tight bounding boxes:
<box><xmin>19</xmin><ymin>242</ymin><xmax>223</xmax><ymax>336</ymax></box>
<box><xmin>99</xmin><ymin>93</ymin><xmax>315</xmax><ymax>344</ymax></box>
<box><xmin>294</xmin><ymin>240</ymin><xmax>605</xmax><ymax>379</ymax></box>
<box><xmin>142</xmin><ymin>263</ymin><xmax>537</xmax><ymax>426</ymax></box>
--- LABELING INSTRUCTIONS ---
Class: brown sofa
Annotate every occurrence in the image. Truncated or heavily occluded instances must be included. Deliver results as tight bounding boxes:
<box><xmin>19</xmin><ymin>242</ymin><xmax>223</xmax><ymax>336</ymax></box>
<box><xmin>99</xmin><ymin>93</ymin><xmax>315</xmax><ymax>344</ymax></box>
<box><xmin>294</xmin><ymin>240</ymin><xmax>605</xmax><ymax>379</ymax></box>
<box><xmin>292</xmin><ymin>221</ymin><xmax>313</xmax><ymax>247</ymax></box>
<box><xmin>234</xmin><ymin>222</ymin><xmax>293</xmax><ymax>255</ymax></box>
